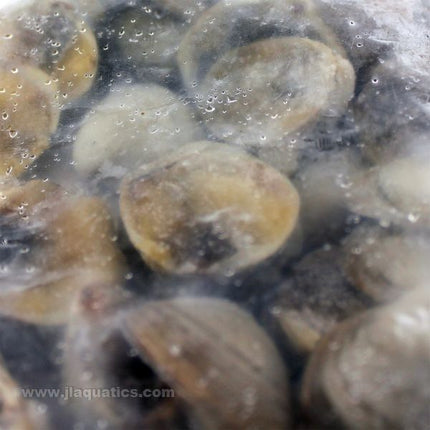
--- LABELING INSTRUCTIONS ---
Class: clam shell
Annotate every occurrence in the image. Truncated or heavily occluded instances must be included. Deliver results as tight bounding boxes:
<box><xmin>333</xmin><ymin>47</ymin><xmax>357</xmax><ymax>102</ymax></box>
<box><xmin>343</xmin><ymin>225</ymin><xmax>430</xmax><ymax>302</ymax></box>
<box><xmin>0</xmin><ymin>0</ymin><xmax>98</xmax><ymax>101</ymax></box>
<box><xmin>301</xmin><ymin>288</ymin><xmax>430</xmax><ymax>429</ymax></box>
<box><xmin>73</xmin><ymin>84</ymin><xmax>204</xmax><ymax>176</ymax></box>
<box><xmin>0</xmin><ymin>64</ymin><xmax>60</xmax><ymax>177</ymax></box>
<box><xmin>64</xmin><ymin>294</ymin><xmax>290</xmax><ymax>429</ymax></box>
<box><xmin>178</xmin><ymin>0</ymin><xmax>346</xmax><ymax>88</ymax></box>
<box><xmin>196</xmin><ymin>37</ymin><xmax>355</xmax><ymax>149</ymax></box>
<box><xmin>0</xmin><ymin>180</ymin><xmax>124</xmax><ymax>325</ymax></box>
<box><xmin>119</xmin><ymin>141</ymin><xmax>300</xmax><ymax>275</ymax></box>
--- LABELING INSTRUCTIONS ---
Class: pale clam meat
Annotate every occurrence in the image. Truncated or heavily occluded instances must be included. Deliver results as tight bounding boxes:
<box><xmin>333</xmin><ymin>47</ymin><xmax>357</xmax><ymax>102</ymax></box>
<box><xmin>0</xmin><ymin>179</ymin><xmax>124</xmax><ymax>325</ymax></box>
<box><xmin>0</xmin><ymin>65</ymin><xmax>60</xmax><ymax>177</ymax></box>
<box><xmin>64</xmin><ymin>294</ymin><xmax>289</xmax><ymax>429</ymax></box>
<box><xmin>0</xmin><ymin>0</ymin><xmax>98</xmax><ymax>101</ymax></box>
<box><xmin>347</xmin><ymin>156</ymin><xmax>430</xmax><ymax>229</ymax></box>
<box><xmin>178</xmin><ymin>0</ymin><xmax>346</xmax><ymax>88</ymax></box>
<box><xmin>343</xmin><ymin>225</ymin><xmax>430</xmax><ymax>302</ymax></box>
<box><xmin>73</xmin><ymin>84</ymin><xmax>204</xmax><ymax>176</ymax></box>
<box><xmin>301</xmin><ymin>288</ymin><xmax>430</xmax><ymax>429</ymax></box>
<box><xmin>196</xmin><ymin>37</ymin><xmax>355</xmax><ymax>150</ymax></box>
<box><xmin>119</xmin><ymin>141</ymin><xmax>300</xmax><ymax>275</ymax></box>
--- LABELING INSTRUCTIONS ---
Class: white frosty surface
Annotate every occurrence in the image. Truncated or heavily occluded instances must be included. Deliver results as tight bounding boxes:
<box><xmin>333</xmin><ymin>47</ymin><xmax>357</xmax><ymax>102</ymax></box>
<box><xmin>320</xmin><ymin>0</ymin><xmax>430</xmax><ymax>75</ymax></box>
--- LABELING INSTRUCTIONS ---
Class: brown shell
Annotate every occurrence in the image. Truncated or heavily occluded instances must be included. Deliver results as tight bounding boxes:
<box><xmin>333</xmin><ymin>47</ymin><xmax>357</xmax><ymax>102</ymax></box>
<box><xmin>120</xmin><ymin>141</ymin><xmax>300</xmax><ymax>275</ymax></box>
<box><xmin>301</xmin><ymin>288</ymin><xmax>430</xmax><ymax>429</ymax></box>
<box><xmin>0</xmin><ymin>179</ymin><xmax>124</xmax><ymax>325</ymax></box>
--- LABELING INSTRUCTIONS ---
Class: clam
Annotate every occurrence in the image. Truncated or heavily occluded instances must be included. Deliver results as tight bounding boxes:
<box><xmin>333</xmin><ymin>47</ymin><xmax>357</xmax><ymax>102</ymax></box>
<box><xmin>0</xmin><ymin>179</ymin><xmax>124</xmax><ymax>325</ymax></box>
<box><xmin>195</xmin><ymin>37</ymin><xmax>355</xmax><ymax>152</ymax></box>
<box><xmin>64</xmin><ymin>294</ymin><xmax>289</xmax><ymax>429</ymax></box>
<box><xmin>73</xmin><ymin>84</ymin><xmax>204</xmax><ymax>177</ymax></box>
<box><xmin>301</xmin><ymin>288</ymin><xmax>430</xmax><ymax>429</ymax></box>
<box><xmin>0</xmin><ymin>357</ymin><xmax>47</xmax><ymax>429</ymax></box>
<box><xmin>271</xmin><ymin>246</ymin><xmax>368</xmax><ymax>354</ymax></box>
<box><xmin>355</xmin><ymin>61</ymin><xmax>430</xmax><ymax>164</ymax></box>
<box><xmin>0</xmin><ymin>64</ymin><xmax>60</xmax><ymax>177</ymax></box>
<box><xmin>343</xmin><ymin>225</ymin><xmax>430</xmax><ymax>302</ymax></box>
<box><xmin>119</xmin><ymin>141</ymin><xmax>300</xmax><ymax>275</ymax></box>
<box><xmin>347</xmin><ymin>155</ymin><xmax>430</xmax><ymax>229</ymax></box>
<box><xmin>0</xmin><ymin>0</ymin><xmax>98</xmax><ymax>101</ymax></box>
<box><xmin>178</xmin><ymin>0</ymin><xmax>346</xmax><ymax>89</ymax></box>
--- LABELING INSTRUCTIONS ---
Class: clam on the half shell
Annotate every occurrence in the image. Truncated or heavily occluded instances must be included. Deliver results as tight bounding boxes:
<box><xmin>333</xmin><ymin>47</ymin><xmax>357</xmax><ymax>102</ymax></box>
<box><xmin>301</xmin><ymin>288</ymin><xmax>430</xmax><ymax>429</ymax></box>
<box><xmin>120</xmin><ymin>141</ymin><xmax>300</xmax><ymax>275</ymax></box>
<box><xmin>64</xmin><ymin>293</ymin><xmax>289</xmax><ymax>429</ymax></box>
<box><xmin>0</xmin><ymin>179</ymin><xmax>124</xmax><ymax>325</ymax></box>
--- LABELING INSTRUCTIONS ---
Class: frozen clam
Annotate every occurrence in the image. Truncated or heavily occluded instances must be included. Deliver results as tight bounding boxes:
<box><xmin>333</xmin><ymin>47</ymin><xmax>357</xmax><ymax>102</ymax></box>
<box><xmin>178</xmin><ymin>0</ymin><xmax>346</xmax><ymax>88</ymax></box>
<box><xmin>0</xmin><ymin>357</ymin><xmax>47</xmax><ymax>429</ymax></box>
<box><xmin>343</xmin><ymin>225</ymin><xmax>430</xmax><ymax>302</ymax></box>
<box><xmin>347</xmin><ymin>155</ymin><xmax>430</xmax><ymax>228</ymax></box>
<box><xmin>120</xmin><ymin>142</ymin><xmax>300</xmax><ymax>275</ymax></box>
<box><xmin>0</xmin><ymin>65</ymin><xmax>60</xmax><ymax>177</ymax></box>
<box><xmin>0</xmin><ymin>179</ymin><xmax>124</xmax><ymax>325</ymax></box>
<box><xmin>73</xmin><ymin>84</ymin><xmax>203</xmax><ymax>176</ymax></box>
<box><xmin>0</xmin><ymin>0</ymin><xmax>98</xmax><ymax>101</ymax></box>
<box><xmin>65</xmin><ymin>294</ymin><xmax>289</xmax><ymax>429</ymax></box>
<box><xmin>301</xmin><ymin>288</ymin><xmax>430</xmax><ymax>429</ymax></box>
<box><xmin>196</xmin><ymin>37</ymin><xmax>355</xmax><ymax>151</ymax></box>
<box><xmin>271</xmin><ymin>246</ymin><xmax>367</xmax><ymax>354</ymax></box>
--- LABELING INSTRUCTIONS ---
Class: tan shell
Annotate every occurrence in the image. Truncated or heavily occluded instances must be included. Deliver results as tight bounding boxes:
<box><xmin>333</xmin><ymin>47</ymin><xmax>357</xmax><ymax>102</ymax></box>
<box><xmin>301</xmin><ymin>288</ymin><xmax>430</xmax><ymax>429</ymax></box>
<box><xmin>0</xmin><ymin>0</ymin><xmax>98</xmax><ymax>101</ymax></box>
<box><xmin>343</xmin><ymin>225</ymin><xmax>430</xmax><ymax>302</ymax></box>
<box><xmin>347</xmin><ymin>156</ymin><xmax>430</xmax><ymax>229</ymax></box>
<box><xmin>0</xmin><ymin>179</ymin><xmax>124</xmax><ymax>325</ymax></box>
<box><xmin>64</xmin><ymin>295</ymin><xmax>289</xmax><ymax>429</ymax></box>
<box><xmin>0</xmin><ymin>64</ymin><xmax>60</xmax><ymax>177</ymax></box>
<box><xmin>0</xmin><ymin>357</ymin><xmax>47</xmax><ymax>429</ymax></box>
<box><xmin>120</xmin><ymin>141</ymin><xmax>300</xmax><ymax>275</ymax></box>
<box><xmin>196</xmin><ymin>37</ymin><xmax>355</xmax><ymax>149</ymax></box>
<box><xmin>73</xmin><ymin>84</ymin><xmax>204</xmax><ymax>176</ymax></box>
<box><xmin>178</xmin><ymin>0</ymin><xmax>346</xmax><ymax>88</ymax></box>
